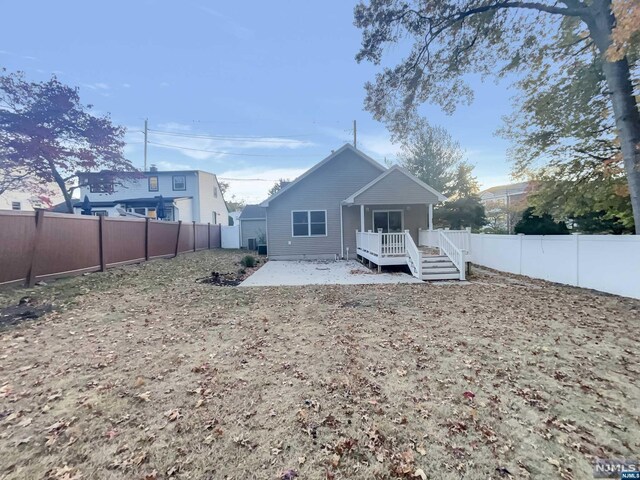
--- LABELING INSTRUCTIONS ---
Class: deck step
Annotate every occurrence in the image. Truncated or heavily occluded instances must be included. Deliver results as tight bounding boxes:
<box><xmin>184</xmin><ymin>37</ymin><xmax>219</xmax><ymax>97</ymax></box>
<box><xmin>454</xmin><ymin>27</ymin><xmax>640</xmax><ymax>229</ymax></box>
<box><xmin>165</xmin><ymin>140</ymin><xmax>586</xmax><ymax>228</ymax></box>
<box><xmin>422</xmin><ymin>255</ymin><xmax>450</xmax><ymax>262</ymax></box>
<box><xmin>422</xmin><ymin>260</ymin><xmax>454</xmax><ymax>268</ymax></box>
<box><xmin>421</xmin><ymin>266</ymin><xmax>458</xmax><ymax>275</ymax></box>
<box><xmin>421</xmin><ymin>272</ymin><xmax>461</xmax><ymax>281</ymax></box>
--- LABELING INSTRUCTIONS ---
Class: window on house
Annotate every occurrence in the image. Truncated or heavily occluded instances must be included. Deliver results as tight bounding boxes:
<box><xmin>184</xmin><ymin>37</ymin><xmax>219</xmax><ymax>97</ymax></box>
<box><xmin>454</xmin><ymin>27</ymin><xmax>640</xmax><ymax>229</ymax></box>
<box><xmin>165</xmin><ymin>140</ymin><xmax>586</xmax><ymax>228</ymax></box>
<box><xmin>212</xmin><ymin>212</ymin><xmax>217</xmax><ymax>224</ymax></box>
<box><xmin>92</xmin><ymin>210</ymin><xmax>108</xmax><ymax>217</ymax></box>
<box><xmin>214</xmin><ymin>186</ymin><xmax>218</xmax><ymax>198</ymax></box>
<box><xmin>148</xmin><ymin>176</ymin><xmax>159</xmax><ymax>192</ymax></box>
<box><xmin>292</xmin><ymin>210</ymin><xmax>326</xmax><ymax>237</ymax></box>
<box><xmin>373</xmin><ymin>210</ymin><xmax>403</xmax><ymax>233</ymax></box>
<box><xmin>90</xmin><ymin>182</ymin><xmax>114</xmax><ymax>193</ymax></box>
<box><xmin>11</xmin><ymin>201</ymin><xmax>21</xmax><ymax>210</ymax></box>
<box><xmin>172</xmin><ymin>175</ymin><xmax>186</xmax><ymax>191</ymax></box>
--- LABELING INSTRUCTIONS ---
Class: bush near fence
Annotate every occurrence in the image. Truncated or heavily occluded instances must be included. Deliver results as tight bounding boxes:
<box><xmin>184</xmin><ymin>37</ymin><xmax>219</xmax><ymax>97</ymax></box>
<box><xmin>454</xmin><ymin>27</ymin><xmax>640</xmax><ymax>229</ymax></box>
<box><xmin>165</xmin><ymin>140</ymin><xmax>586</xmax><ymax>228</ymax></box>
<box><xmin>0</xmin><ymin>210</ymin><xmax>222</xmax><ymax>287</ymax></box>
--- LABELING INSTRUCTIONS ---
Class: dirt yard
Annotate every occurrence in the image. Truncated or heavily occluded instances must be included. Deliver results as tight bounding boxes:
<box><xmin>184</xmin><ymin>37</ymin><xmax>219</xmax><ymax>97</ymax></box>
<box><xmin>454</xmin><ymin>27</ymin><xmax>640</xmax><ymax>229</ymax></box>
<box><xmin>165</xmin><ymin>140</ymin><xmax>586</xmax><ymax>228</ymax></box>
<box><xmin>0</xmin><ymin>250</ymin><xmax>638</xmax><ymax>480</ymax></box>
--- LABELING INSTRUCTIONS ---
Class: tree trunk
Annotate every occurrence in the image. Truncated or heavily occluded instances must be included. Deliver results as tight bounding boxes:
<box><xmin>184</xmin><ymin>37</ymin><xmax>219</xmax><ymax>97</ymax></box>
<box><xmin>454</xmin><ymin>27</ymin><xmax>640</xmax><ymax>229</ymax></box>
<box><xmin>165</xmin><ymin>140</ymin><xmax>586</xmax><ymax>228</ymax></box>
<box><xmin>585</xmin><ymin>0</ymin><xmax>640</xmax><ymax>234</ymax></box>
<box><xmin>48</xmin><ymin>159</ymin><xmax>73</xmax><ymax>213</ymax></box>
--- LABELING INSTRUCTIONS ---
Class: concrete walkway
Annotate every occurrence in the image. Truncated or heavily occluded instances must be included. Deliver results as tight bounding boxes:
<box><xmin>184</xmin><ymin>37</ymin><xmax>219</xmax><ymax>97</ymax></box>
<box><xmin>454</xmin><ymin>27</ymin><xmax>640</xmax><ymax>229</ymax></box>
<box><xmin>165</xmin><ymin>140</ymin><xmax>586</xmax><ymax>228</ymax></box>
<box><xmin>239</xmin><ymin>260</ymin><xmax>422</xmax><ymax>287</ymax></box>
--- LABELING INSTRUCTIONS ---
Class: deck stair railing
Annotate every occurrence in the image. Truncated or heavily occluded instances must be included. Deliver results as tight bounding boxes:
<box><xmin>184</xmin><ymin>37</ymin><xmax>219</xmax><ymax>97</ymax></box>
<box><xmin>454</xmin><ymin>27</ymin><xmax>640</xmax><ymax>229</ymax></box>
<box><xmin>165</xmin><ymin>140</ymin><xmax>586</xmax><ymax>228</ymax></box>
<box><xmin>438</xmin><ymin>231</ymin><xmax>466</xmax><ymax>280</ymax></box>
<box><xmin>404</xmin><ymin>230</ymin><xmax>422</xmax><ymax>279</ymax></box>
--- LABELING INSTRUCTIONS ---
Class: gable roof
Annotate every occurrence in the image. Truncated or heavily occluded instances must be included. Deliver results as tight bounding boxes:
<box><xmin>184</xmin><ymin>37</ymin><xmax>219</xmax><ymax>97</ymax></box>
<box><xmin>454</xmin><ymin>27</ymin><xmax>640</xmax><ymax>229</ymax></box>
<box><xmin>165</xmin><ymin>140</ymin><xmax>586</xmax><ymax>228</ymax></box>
<box><xmin>342</xmin><ymin>165</ymin><xmax>447</xmax><ymax>204</ymax></box>
<box><xmin>239</xmin><ymin>204</ymin><xmax>266</xmax><ymax>220</ymax></box>
<box><xmin>259</xmin><ymin>144</ymin><xmax>386</xmax><ymax>206</ymax></box>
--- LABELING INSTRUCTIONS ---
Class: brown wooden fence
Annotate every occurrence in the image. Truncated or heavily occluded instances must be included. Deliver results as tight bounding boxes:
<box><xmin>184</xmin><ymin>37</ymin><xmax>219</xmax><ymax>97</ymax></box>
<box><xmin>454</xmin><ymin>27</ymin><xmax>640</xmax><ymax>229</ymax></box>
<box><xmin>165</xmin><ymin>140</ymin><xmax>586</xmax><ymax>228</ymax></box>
<box><xmin>0</xmin><ymin>210</ymin><xmax>222</xmax><ymax>287</ymax></box>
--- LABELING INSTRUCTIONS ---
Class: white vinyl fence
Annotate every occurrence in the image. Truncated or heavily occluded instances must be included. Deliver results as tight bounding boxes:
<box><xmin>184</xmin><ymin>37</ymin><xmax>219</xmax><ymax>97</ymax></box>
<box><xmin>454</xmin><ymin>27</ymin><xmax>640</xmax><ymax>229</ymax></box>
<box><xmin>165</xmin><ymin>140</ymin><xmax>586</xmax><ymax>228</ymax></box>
<box><xmin>221</xmin><ymin>225</ymin><xmax>240</xmax><ymax>249</ymax></box>
<box><xmin>469</xmin><ymin>234</ymin><xmax>640</xmax><ymax>299</ymax></box>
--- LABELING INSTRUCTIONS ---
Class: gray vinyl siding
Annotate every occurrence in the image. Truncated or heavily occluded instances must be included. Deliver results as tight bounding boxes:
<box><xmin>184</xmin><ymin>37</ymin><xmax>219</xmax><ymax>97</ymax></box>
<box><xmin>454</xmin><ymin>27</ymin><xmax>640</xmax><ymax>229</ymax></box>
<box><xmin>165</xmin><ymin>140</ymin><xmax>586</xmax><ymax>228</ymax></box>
<box><xmin>267</xmin><ymin>148</ymin><xmax>384</xmax><ymax>259</ymax></box>
<box><xmin>352</xmin><ymin>169</ymin><xmax>441</xmax><ymax>205</ymax></box>
<box><xmin>240</xmin><ymin>219</ymin><xmax>266</xmax><ymax>248</ymax></box>
<box><xmin>342</xmin><ymin>204</ymin><xmax>428</xmax><ymax>258</ymax></box>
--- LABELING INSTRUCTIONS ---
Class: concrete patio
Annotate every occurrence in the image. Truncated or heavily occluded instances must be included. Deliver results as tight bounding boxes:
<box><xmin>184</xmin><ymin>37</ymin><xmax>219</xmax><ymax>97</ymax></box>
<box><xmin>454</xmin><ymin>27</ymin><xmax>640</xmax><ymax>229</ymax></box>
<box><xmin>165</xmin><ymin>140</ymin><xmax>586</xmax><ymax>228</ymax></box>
<box><xmin>239</xmin><ymin>260</ymin><xmax>422</xmax><ymax>287</ymax></box>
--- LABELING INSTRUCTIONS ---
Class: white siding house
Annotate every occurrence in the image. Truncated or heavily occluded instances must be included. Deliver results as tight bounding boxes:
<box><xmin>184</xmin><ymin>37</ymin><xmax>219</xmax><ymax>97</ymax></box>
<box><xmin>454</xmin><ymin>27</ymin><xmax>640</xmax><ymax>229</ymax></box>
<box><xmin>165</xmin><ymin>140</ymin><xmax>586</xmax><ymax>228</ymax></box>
<box><xmin>75</xmin><ymin>167</ymin><xmax>228</xmax><ymax>224</ymax></box>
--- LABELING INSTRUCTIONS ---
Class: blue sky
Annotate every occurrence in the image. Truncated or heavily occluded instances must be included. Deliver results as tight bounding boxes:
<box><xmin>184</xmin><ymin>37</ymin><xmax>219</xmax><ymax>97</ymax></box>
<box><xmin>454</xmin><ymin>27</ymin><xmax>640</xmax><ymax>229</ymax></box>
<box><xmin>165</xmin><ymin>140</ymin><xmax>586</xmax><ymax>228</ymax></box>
<box><xmin>1</xmin><ymin>1</ymin><xmax>519</xmax><ymax>203</ymax></box>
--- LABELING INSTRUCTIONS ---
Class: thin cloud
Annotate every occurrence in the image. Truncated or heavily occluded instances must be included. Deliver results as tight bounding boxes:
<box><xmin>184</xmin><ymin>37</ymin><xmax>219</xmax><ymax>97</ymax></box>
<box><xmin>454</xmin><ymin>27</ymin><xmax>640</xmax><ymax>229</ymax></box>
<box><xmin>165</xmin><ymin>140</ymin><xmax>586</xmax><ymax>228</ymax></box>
<box><xmin>219</xmin><ymin>166</ymin><xmax>310</xmax><ymax>203</ymax></box>
<box><xmin>82</xmin><ymin>82</ymin><xmax>110</xmax><ymax>91</ymax></box>
<box><xmin>198</xmin><ymin>6</ymin><xmax>254</xmax><ymax>40</ymax></box>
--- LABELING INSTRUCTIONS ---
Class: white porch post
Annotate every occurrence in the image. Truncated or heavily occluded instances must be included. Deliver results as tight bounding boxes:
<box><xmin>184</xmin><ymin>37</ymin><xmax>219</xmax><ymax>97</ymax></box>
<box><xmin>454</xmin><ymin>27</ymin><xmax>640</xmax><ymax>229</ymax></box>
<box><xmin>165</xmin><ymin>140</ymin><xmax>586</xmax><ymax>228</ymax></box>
<box><xmin>428</xmin><ymin>203</ymin><xmax>433</xmax><ymax>230</ymax></box>
<box><xmin>360</xmin><ymin>204</ymin><xmax>365</xmax><ymax>232</ymax></box>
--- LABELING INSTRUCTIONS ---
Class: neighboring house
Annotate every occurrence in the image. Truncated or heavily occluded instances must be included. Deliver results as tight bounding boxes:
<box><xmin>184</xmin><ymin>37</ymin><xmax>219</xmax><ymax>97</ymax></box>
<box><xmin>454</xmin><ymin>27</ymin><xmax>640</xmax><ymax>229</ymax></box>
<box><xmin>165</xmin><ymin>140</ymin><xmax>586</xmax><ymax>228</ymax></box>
<box><xmin>479</xmin><ymin>181</ymin><xmax>530</xmax><ymax>206</ymax></box>
<box><xmin>229</xmin><ymin>210</ymin><xmax>242</xmax><ymax>226</ymax></box>
<box><xmin>238</xmin><ymin>204</ymin><xmax>267</xmax><ymax>249</ymax></box>
<box><xmin>259</xmin><ymin>144</ymin><xmax>447</xmax><ymax>269</ymax></box>
<box><xmin>73</xmin><ymin>166</ymin><xmax>229</xmax><ymax>224</ymax></box>
<box><xmin>0</xmin><ymin>187</ymin><xmax>63</xmax><ymax>212</ymax></box>
<box><xmin>480</xmin><ymin>181</ymin><xmax>531</xmax><ymax>233</ymax></box>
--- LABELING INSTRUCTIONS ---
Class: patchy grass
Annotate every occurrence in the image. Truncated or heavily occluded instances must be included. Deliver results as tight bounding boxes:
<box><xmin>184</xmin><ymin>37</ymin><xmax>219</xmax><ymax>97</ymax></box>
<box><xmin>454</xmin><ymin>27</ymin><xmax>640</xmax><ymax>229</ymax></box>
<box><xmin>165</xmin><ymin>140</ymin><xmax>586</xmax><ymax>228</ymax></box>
<box><xmin>0</xmin><ymin>250</ymin><xmax>638</xmax><ymax>480</ymax></box>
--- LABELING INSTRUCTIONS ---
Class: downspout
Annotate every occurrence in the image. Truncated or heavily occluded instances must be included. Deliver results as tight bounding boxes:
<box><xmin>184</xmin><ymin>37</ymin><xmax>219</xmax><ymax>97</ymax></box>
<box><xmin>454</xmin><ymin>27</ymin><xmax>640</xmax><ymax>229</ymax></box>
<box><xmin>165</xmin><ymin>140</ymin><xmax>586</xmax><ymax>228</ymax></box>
<box><xmin>339</xmin><ymin>203</ymin><xmax>344</xmax><ymax>259</ymax></box>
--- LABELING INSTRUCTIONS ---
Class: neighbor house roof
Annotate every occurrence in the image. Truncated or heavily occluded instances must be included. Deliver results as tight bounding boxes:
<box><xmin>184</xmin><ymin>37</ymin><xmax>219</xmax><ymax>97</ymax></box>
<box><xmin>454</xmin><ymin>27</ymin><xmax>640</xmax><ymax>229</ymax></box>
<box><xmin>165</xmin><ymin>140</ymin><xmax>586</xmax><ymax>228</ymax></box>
<box><xmin>68</xmin><ymin>196</ymin><xmax>191</xmax><ymax>208</ymax></box>
<box><xmin>260</xmin><ymin>144</ymin><xmax>386</xmax><ymax>207</ymax></box>
<box><xmin>239</xmin><ymin>204</ymin><xmax>266</xmax><ymax>220</ymax></box>
<box><xmin>342</xmin><ymin>165</ymin><xmax>447</xmax><ymax>204</ymax></box>
<box><xmin>479</xmin><ymin>181</ymin><xmax>530</xmax><ymax>198</ymax></box>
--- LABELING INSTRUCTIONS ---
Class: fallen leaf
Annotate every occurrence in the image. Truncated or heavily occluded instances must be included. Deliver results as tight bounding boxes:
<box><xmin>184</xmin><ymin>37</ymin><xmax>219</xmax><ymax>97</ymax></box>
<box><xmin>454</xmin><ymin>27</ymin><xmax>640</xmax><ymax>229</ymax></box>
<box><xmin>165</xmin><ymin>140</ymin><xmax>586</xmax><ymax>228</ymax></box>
<box><xmin>164</xmin><ymin>409</ymin><xmax>181</xmax><ymax>421</ymax></box>
<box><xmin>143</xmin><ymin>470</ymin><xmax>158</xmax><ymax>480</ymax></box>
<box><xmin>135</xmin><ymin>377</ymin><xmax>145</xmax><ymax>388</ymax></box>
<box><xmin>298</xmin><ymin>456</ymin><xmax>306</xmax><ymax>465</ymax></box>
<box><xmin>463</xmin><ymin>391</ymin><xmax>475</xmax><ymax>399</ymax></box>
<box><xmin>137</xmin><ymin>391</ymin><xmax>151</xmax><ymax>402</ymax></box>
<box><xmin>414</xmin><ymin>468</ymin><xmax>427</xmax><ymax>479</ymax></box>
<box><xmin>416</xmin><ymin>445</ymin><xmax>427</xmax><ymax>456</ymax></box>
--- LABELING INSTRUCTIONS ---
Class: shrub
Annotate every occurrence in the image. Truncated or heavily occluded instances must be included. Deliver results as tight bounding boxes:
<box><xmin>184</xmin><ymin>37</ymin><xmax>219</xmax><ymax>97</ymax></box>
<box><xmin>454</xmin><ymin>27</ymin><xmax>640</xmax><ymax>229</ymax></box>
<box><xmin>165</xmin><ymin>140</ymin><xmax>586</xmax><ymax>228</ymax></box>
<box><xmin>240</xmin><ymin>255</ymin><xmax>256</xmax><ymax>268</ymax></box>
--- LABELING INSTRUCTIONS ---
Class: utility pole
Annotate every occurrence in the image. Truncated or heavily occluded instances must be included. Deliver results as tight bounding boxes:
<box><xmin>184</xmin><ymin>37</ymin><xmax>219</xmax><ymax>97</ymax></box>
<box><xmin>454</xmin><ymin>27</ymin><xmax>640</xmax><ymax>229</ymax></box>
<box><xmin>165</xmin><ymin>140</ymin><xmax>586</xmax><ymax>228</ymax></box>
<box><xmin>353</xmin><ymin>119</ymin><xmax>357</xmax><ymax>149</ymax></box>
<box><xmin>143</xmin><ymin>118</ymin><xmax>148</xmax><ymax>172</ymax></box>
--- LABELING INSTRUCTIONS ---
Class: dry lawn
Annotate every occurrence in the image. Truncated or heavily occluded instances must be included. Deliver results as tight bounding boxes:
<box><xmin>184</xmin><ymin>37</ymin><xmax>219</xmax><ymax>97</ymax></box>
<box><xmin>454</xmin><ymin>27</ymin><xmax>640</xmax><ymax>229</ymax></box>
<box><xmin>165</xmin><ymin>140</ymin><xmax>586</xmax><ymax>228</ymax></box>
<box><xmin>0</xmin><ymin>250</ymin><xmax>638</xmax><ymax>480</ymax></box>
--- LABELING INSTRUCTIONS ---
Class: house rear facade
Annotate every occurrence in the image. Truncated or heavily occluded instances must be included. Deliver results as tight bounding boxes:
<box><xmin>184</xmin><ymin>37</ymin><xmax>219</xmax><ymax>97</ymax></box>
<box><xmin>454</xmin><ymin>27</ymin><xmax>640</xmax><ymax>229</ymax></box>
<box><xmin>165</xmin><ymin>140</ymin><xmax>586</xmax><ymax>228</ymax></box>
<box><xmin>260</xmin><ymin>144</ymin><xmax>445</xmax><ymax>260</ymax></box>
<box><xmin>76</xmin><ymin>167</ymin><xmax>229</xmax><ymax>224</ymax></box>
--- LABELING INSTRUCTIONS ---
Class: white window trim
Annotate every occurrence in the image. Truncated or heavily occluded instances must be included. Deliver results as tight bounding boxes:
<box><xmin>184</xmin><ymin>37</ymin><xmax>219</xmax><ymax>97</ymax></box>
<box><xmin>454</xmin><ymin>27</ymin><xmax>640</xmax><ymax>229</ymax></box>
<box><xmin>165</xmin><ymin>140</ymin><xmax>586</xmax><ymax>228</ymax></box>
<box><xmin>172</xmin><ymin>175</ymin><xmax>186</xmax><ymax>191</ymax></box>
<box><xmin>372</xmin><ymin>209</ymin><xmax>404</xmax><ymax>232</ymax></box>
<box><xmin>291</xmin><ymin>210</ymin><xmax>327</xmax><ymax>237</ymax></box>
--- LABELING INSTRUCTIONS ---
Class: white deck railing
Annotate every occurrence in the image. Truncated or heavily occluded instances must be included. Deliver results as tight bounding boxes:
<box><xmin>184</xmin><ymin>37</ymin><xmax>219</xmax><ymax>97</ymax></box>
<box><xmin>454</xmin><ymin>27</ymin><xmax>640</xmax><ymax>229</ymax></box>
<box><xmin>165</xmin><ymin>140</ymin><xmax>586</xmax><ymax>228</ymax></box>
<box><xmin>356</xmin><ymin>231</ymin><xmax>381</xmax><ymax>257</ymax></box>
<box><xmin>419</xmin><ymin>228</ymin><xmax>471</xmax><ymax>254</ymax></box>
<box><xmin>404</xmin><ymin>230</ymin><xmax>422</xmax><ymax>279</ymax></box>
<box><xmin>381</xmin><ymin>232</ymin><xmax>405</xmax><ymax>256</ymax></box>
<box><xmin>439</xmin><ymin>231</ymin><xmax>465</xmax><ymax>280</ymax></box>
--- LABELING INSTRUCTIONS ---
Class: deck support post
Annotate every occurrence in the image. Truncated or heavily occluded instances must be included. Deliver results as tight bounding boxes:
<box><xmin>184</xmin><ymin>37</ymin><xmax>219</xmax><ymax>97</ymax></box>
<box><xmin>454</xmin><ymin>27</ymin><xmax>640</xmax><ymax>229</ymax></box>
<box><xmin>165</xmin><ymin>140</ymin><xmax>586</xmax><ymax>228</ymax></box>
<box><xmin>428</xmin><ymin>204</ymin><xmax>433</xmax><ymax>230</ymax></box>
<box><xmin>360</xmin><ymin>204</ymin><xmax>365</xmax><ymax>232</ymax></box>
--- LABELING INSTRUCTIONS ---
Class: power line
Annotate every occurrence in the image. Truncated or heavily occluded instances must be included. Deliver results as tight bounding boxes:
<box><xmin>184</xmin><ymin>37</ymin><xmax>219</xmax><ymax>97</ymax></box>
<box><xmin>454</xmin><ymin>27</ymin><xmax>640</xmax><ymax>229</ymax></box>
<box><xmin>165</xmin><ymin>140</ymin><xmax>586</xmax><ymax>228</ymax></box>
<box><xmin>147</xmin><ymin>141</ymin><xmax>323</xmax><ymax>157</ymax></box>
<box><xmin>147</xmin><ymin>129</ymin><xmax>314</xmax><ymax>142</ymax></box>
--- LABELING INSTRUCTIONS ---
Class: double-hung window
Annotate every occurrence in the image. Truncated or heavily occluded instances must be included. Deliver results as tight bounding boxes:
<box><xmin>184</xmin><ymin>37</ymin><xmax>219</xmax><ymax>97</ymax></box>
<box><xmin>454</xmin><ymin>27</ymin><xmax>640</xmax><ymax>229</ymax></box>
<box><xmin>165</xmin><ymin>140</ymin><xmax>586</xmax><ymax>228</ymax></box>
<box><xmin>292</xmin><ymin>210</ymin><xmax>326</xmax><ymax>237</ymax></box>
<box><xmin>172</xmin><ymin>175</ymin><xmax>186</xmax><ymax>191</ymax></box>
<box><xmin>148</xmin><ymin>176</ymin><xmax>159</xmax><ymax>192</ymax></box>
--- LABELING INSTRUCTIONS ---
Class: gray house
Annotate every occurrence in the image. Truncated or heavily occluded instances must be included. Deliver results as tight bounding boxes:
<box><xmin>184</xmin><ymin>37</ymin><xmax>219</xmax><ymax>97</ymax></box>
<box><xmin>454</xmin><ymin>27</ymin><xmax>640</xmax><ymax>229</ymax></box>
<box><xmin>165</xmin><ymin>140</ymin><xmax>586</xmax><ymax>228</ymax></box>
<box><xmin>257</xmin><ymin>144</ymin><xmax>464</xmax><ymax>280</ymax></box>
<box><xmin>238</xmin><ymin>204</ymin><xmax>266</xmax><ymax>249</ymax></box>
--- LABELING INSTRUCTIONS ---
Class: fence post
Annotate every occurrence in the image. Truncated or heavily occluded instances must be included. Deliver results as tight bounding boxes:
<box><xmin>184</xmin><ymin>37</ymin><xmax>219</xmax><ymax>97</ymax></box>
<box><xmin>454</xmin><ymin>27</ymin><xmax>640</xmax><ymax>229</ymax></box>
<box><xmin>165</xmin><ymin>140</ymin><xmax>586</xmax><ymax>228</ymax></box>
<box><xmin>518</xmin><ymin>233</ymin><xmax>524</xmax><ymax>275</ymax></box>
<box><xmin>99</xmin><ymin>215</ymin><xmax>106</xmax><ymax>272</ymax></box>
<box><xmin>193</xmin><ymin>221</ymin><xmax>197</xmax><ymax>252</ymax></box>
<box><xmin>207</xmin><ymin>222</ymin><xmax>211</xmax><ymax>249</ymax></box>
<box><xmin>573</xmin><ymin>233</ymin><xmax>581</xmax><ymax>287</ymax></box>
<box><xmin>174</xmin><ymin>221</ymin><xmax>182</xmax><ymax>257</ymax></box>
<box><xmin>145</xmin><ymin>218</ymin><xmax>150</xmax><ymax>261</ymax></box>
<box><xmin>26</xmin><ymin>209</ymin><xmax>45</xmax><ymax>287</ymax></box>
